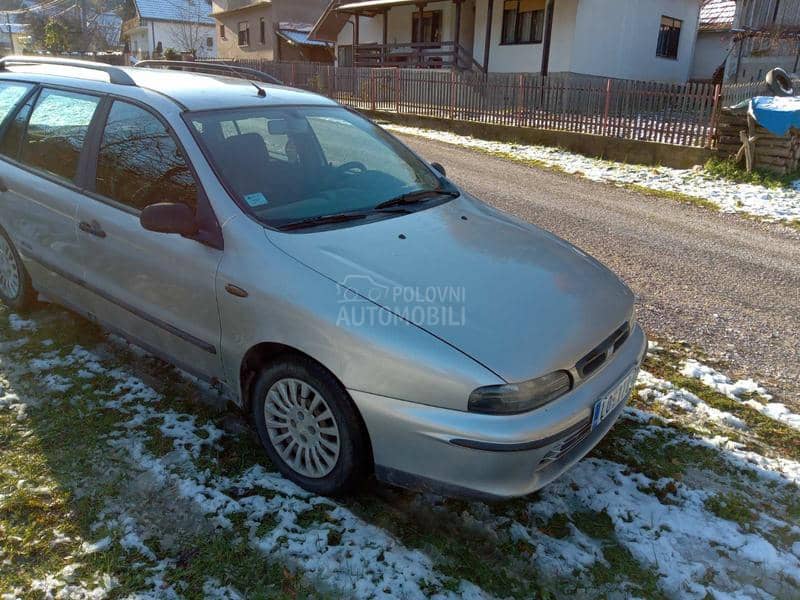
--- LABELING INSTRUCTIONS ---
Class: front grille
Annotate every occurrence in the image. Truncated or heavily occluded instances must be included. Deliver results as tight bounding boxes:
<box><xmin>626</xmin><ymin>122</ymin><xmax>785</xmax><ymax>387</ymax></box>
<box><xmin>576</xmin><ymin>322</ymin><xmax>630</xmax><ymax>380</ymax></box>
<box><xmin>535</xmin><ymin>419</ymin><xmax>591</xmax><ymax>471</ymax></box>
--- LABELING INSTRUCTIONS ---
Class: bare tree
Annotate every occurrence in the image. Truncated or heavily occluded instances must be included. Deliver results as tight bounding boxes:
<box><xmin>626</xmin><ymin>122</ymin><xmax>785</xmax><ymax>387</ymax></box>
<box><xmin>165</xmin><ymin>0</ymin><xmax>211</xmax><ymax>57</ymax></box>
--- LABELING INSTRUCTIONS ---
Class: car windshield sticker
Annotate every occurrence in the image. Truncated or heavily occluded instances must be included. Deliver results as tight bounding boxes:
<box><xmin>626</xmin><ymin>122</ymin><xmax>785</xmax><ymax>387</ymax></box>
<box><xmin>244</xmin><ymin>193</ymin><xmax>269</xmax><ymax>208</ymax></box>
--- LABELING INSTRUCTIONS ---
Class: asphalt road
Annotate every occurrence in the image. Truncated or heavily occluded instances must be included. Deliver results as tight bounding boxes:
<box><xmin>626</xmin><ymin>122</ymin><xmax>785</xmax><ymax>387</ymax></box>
<box><xmin>399</xmin><ymin>134</ymin><xmax>800</xmax><ymax>407</ymax></box>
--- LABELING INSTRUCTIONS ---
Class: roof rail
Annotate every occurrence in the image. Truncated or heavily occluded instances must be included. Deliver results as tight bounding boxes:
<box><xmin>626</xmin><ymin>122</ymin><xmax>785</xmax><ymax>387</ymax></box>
<box><xmin>134</xmin><ymin>60</ymin><xmax>282</xmax><ymax>85</ymax></box>
<box><xmin>0</xmin><ymin>55</ymin><xmax>136</xmax><ymax>86</ymax></box>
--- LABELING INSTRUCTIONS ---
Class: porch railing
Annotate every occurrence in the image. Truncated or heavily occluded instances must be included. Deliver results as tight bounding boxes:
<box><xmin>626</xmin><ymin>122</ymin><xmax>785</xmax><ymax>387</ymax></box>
<box><xmin>354</xmin><ymin>41</ymin><xmax>483</xmax><ymax>72</ymax></box>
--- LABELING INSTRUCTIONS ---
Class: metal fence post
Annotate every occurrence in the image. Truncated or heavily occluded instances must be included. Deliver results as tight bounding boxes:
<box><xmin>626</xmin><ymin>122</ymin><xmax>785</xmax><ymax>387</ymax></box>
<box><xmin>370</xmin><ymin>69</ymin><xmax>376</xmax><ymax>111</ymax></box>
<box><xmin>395</xmin><ymin>68</ymin><xmax>401</xmax><ymax>113</ymax></box>
<box><xmin>602</xmin><ymin>78</ymin><xmax>611</xmax><ymax>136</ymax></box>
<box><xmin>450</xmin><ymin>70</ymin><xmax>457</xmax><ymax>120</ymax></box>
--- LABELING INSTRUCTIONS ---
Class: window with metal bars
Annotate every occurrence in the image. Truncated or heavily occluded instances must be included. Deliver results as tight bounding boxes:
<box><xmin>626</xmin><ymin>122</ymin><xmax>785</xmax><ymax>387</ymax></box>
<box><xmin>238</xmin><ymin>21</ymin><xmax>250</xmax><ymax>47</ymax></box>
<box><xmin>656</xmin><ymin>15</ymin><xmax>682</xmax><ymax>59</ymax></box>
<box><xmin>501</xmin><ymin>0</ymin><xmax>545</xmax><ymax>45</ymax></box>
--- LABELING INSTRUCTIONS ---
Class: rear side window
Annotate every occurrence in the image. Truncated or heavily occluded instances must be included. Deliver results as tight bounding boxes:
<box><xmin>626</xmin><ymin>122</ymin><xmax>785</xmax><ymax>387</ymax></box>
<box><xmin>95</xmin><ymin>101</ymin><xmax>197</xmax><ymax>211</ymax></box>
<box><xmin>0</xmin><ymin>82</ymin><xmax>32</xmax><ymax>126</ymax></box>
<box><xmin>19</xmin><ymin>89</ymin><xmax>100</xmax><ymax>183</ymax></box>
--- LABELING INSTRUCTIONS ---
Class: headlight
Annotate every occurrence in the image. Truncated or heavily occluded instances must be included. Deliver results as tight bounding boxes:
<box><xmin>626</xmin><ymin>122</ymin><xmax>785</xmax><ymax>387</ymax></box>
<box><xmin>468</xmin><ymin>371</ymin><xmax>572</xmax><ymax>415</ymax></box>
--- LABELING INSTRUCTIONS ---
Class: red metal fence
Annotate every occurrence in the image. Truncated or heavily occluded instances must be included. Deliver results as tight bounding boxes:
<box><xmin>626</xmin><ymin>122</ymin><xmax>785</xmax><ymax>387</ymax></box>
<box><xmin>200</xmin><ymin>59</ymin><xmax>791</xmax><ymax>148</ymax></box>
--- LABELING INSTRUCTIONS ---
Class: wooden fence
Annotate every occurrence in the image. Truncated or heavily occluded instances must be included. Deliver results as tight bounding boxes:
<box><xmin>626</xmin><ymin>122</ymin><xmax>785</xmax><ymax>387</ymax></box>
<box><xmin>198</xmin><ymin>59</ymin><xmax>790</xmax><ymax>149</ymax></box>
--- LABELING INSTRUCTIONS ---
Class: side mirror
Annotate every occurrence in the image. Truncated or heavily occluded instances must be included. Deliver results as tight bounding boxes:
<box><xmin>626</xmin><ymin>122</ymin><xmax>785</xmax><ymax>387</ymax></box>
<box><xmin>140</xmin><ymin>202</ymin><xmax>198</xmax><ymax>236</ymax></box>
<box><xmin>431</xmin><ymin>162</ymin><xmax>446</xmax><ymax>177</ymax></box>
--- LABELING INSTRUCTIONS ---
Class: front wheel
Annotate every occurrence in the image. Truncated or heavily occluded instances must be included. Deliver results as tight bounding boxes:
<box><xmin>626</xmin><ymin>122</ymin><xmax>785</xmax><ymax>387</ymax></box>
<box><xmin>251</xmin><ymin>356</ymin><xmax>370</xmax><ymax>496</ymax></box>
<box><xmin>0</xmin><ymin>227</ymin><xmax>35</xmax><ymax>312</ymax></box>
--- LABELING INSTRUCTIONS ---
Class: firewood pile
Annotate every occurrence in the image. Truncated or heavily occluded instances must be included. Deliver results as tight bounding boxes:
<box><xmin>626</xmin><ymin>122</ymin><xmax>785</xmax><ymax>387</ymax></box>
<box><xmin>715</xmin><ymin>107</ymin><xmax>800</xmax><ymax>175</ymax></box>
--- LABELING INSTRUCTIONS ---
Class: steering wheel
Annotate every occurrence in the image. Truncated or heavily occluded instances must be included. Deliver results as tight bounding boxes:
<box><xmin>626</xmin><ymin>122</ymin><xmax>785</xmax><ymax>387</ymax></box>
<box><xmin>334</xmin><ymin>161</ymin><xmax>367</xmax><ymax>176</ymax></box>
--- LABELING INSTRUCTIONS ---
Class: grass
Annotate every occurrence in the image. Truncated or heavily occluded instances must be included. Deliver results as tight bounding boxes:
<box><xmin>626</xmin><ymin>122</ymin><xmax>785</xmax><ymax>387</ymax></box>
<box><xmin>621</xmin><ymin>183</ymin><xmax>721</xmax><ymax>211</ymax></box>
<box><xmin>0</xmin><ymin>305</ymin><xmax>332</xmax><ymax>599</ymax></box>
<box><xmin>2</xmin><ymin>304</ymin><xmax>799</xmax><ymax>598</ymax></box>
<box><xmin>571</xmin><ymin>511</ymin><xmax>667</xmax><ymax>599</ymax></box>
<box><xmin>703</xmin><ymin>157</ymin><xmax>800</xmax><ymax>190</ymax></box>
<box><xmin>704</xmin><ymin>492</ymin><xmax>757</xmax><ymax>529</ymax></box>
<box><xmin>641</xmin><ymin>343</ymin><xmax>800</xmax><ymax>461</ymax></box>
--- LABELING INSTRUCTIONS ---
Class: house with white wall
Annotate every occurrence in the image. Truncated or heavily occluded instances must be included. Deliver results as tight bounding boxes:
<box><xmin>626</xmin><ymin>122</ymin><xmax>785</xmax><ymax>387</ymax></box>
<box><xmin>311</xmin><ymin>0</ymin><xmax>702</xmax><ymax>82</ymax></box>
<box><xmin>690</xmin><ymin>0</ymin><xmax>735</xmax><ymax>82</ymax></box>
<box><xmin>123</xmin><ymin>0</ymin><xmax>218</xmax><ymax>60</ymax></box>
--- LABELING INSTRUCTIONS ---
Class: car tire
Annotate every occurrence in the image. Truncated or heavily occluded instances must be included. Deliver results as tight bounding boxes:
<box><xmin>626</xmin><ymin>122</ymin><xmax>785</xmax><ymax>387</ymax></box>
<box><xmin>766</xmin><ymin>67</ymin><xmax>794</xmax><ymax>97</ymax></box>
<box><xmin>251</xmin><ymin>356</ymin><xmax>370</xmax><ymax>496</ymax></box>
<box><xmin>0</xmin><ymin>226</ymin><xmax>35</xmax><ymax>312</ymax></box>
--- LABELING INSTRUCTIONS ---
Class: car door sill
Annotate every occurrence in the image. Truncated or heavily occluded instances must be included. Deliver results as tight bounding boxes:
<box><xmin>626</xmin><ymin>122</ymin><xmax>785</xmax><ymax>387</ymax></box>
<box><xmin>38</xmin><ymin>288</ymin><xmax>228</xmax><ymax>392</ymax></box>
<box><xmin>27</xmin><ymin>253</ymin><xmax>218</xmax><ymax>355</ymax></box>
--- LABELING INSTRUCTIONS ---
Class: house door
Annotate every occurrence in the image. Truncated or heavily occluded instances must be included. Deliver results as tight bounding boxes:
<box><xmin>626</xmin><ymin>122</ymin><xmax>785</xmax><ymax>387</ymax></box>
<box><xmin>412</xmin><ymin>10</ymin><xmax>442</xmax><ymax>44</ymax></box>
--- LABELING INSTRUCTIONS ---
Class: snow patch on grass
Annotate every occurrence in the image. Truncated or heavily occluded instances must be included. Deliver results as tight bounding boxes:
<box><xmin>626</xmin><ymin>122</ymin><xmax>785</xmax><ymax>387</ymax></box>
<box><xmin>680</xmin><ymin>359</ymin><xmax>800</xmax><ymax>432</ymax></box>
<box><xmin>384</xmin><ymin>124</ymin><xmax>800</xmax><ymax>223</ymax></box>
<box><xmin>637</xmin><ymin>370</ymin><xmax>748</xmax><ymax>430</ymax></box>
<box><xmin>535</xmin><ymin>458</ymin><xmax>800</xmax><ymax>599</ymax></box>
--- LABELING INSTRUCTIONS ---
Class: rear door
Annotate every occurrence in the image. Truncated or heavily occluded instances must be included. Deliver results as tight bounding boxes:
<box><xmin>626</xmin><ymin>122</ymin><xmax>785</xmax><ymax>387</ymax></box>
<box><xmin>0</xmin><ymin>84</ymin><xmax>102</xmax><ymax>310</ymax></box>
<box><xmin>75</xmin><ymin>99</ymin><xmax>224</xmax><ymax>380</ymax></box>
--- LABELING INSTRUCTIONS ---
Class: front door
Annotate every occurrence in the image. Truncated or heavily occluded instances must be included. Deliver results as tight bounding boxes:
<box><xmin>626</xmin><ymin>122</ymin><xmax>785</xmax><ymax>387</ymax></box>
<box><xmin>0</xmin><ymin>85</ymin><xmax>102</xmax><ymax>311</ymax></box>
<box><xmin>76</xmin><ymin>99</ymin><xmax>224</xmax><ymax>380</ymax></box>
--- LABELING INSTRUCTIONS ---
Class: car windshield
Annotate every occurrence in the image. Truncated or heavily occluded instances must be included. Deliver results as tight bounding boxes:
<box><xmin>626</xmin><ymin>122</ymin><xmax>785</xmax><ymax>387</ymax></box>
<box><xmin>188</xmin><ymin>106</ymin><xmax>456</xmax><ymax>229</ymax></box>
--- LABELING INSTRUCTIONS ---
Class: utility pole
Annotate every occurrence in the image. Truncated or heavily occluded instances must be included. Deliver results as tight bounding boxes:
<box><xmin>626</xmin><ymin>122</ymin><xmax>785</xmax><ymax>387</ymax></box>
<box><xmin>5</xmin><ymin>13</ymin><xmax>14</xmax><ymax>55</ymax></box>
<box><xmin>78</xmin><ymin>0</ymin><xmax>87</xmax><ymax>52</ymax></box>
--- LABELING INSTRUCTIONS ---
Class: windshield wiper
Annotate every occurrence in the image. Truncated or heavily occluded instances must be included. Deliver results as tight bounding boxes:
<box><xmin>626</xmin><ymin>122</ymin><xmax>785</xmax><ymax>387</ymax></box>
<box><xmin>277</xmin><ymin>212</ymin><xmax>368</xmax><ymax>231</ymax></box>
<box><xmin>374</xmin><ymin>188</ymin><xmax>460</xmax><ymax>211</ymax></box>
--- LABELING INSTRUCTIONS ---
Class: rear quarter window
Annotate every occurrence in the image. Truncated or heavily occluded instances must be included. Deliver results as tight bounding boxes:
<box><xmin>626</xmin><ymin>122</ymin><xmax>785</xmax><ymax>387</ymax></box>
<box><xmin>19</xmin><ymin>88</ymin><xmax>100</xmax><ymax>183</ymax></box>
<box><xmin>0</xmin><ymin>82</ymin><xmax>32</xmax><ymax>126</ymax></box>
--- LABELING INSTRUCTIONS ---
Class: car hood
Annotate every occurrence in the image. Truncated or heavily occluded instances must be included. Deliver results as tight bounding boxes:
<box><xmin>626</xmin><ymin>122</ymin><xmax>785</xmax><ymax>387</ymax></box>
<box><xmin>266</xmin><ymin>194</ymin><xmax>634</xmax><ymax>382</ymax></box>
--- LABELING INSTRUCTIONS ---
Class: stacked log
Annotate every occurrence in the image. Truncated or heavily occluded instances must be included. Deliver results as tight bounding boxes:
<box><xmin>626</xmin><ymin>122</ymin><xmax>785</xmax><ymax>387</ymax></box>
<box><xmin>715</xmin><ymin>107</ymin><xmax>800</xmax><ymax>175</ymax></box>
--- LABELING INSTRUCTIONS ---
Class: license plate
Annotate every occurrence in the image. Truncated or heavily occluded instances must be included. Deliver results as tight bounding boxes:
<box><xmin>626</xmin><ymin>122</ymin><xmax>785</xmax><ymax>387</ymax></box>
<box><xmin>591</xmin><ymin>369</ymin><xmax>637</xmax><ymax>430</ymax></box>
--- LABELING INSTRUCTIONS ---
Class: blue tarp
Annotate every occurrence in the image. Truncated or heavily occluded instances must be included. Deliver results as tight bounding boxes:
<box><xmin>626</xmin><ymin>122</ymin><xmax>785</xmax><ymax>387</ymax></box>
<box><xmin>748</xmin><ymin>96</ymin><xmax>800</xmax><ymax>137</ymax></box>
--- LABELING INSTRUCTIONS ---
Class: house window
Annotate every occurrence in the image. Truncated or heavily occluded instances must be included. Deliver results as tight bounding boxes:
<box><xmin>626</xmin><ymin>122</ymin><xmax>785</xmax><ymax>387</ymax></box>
<box><xmin>338</xmin><ymin>44</ymin><xmax>353</xmax><ymax>67</ymax></box>
<box><xmin>260</xmin><ymin>17</ymin><xmax>266</xmax><ymax>44</ymax></box>
<box><xmin>411</xmin><ymin>10</ymin><xmax>442</xmax><ymax>43</ymax></box>
<box><xmin>238</xmin><ymin>21</ymin><xmax>250</xmax><ymax>47</ymax></box>
<box><xmin>501</xmin><ymin>0</ymin><xmax>545</xmax><ymax>45</ymax></box>
<box><xmin>206</xmin><ymin>36</ymin><xmax>213</xmax><ymax>48</ymax></box>
<box><xmin>220</xmin><ymin>24</ymin><xmax>226</xmax><ymax>40</ymax></box>
<box><xmin>656</xmin><ymin>16</ymin><xmax>682</xmax><ymax>59</ymax></box>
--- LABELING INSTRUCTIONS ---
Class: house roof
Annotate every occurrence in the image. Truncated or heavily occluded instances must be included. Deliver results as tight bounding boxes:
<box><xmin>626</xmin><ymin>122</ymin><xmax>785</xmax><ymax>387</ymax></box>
<box><xmin>133</xmin><ymin>0</ymin><xmax>215</xmax><ymax>25</ymax></box>
<box><xmin>699</xmin><ymin>0</ymin><xmax>736</xmax><ymax>32</ymax></box>
<box><xmin>210</xmin><ymin>0</ymin><xmax>272</xmax><ymax>19</ymax></box>
<box><xmin>309</xmin><ymin>0</ymin><xmax>395</xmax><ymax>41</ymax></box>
<box><xmin>276</xmin><ymin>22</ymin><xmax>333</xmax><ymax>47</ymax></box>
<box><xmin>337</xmin><ymin>0</ymin><xmax>421</xmax><ymax>14</ymax></box>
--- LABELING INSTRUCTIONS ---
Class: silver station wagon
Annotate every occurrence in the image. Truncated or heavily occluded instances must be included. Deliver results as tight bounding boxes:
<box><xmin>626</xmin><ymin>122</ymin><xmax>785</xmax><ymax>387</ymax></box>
<box><xmin>0</xmin><ymin>57</ymin><xmax>645</xmax><ymax>499</ymax></box>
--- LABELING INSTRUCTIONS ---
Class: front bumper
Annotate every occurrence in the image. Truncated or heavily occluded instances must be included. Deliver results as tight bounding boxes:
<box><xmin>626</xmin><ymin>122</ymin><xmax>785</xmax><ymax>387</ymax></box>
<box><xmin>350</xmin><ymin>324</ymin><xmax>647</xmax><ymax>500</ymax></box>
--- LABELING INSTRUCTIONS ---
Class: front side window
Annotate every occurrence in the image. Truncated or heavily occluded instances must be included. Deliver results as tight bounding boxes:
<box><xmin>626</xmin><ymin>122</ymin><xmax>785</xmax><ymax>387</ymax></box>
<box><xmin>502</xmin><ymin>0</ymin><xmax>545</xmax><ymax>45</ymax></box>
<box><xmin>656</xmin><ymin>16</ymin><xmax>682</xmax><ymax>59</ymax></box>
<box><xmin>95</xmin><ymin>101</ymin><xmax>197</xmax><ymax>211</ymax></box>
<box><xmin>189</xmin><ymin>106</ymin><xmax>452</xmax><ymax>230</ymax></box>
<box><xmin>238</xmin><ymin>21</ymin><xmax>250</xmax><ymax>46</ymax></box>
<box><xmin>19</xmin><ymin>88</ymin><xmax>100</xmax><ymax>183</ymax></box>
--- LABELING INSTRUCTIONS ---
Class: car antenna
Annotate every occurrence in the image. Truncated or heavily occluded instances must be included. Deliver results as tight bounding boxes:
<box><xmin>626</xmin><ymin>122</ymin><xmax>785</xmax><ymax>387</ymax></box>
<box><xmin>212</xmin><ymin>60</ymin><xmax>267</xmax><ymax>97</ymax></box>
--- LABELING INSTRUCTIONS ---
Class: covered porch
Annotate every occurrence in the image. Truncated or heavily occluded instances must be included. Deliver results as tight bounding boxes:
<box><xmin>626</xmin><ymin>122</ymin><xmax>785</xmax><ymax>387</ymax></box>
<box><xmin>335</xmin><ymin>0</ymin><xmax>484</xmax><ymax>71</ymax></box>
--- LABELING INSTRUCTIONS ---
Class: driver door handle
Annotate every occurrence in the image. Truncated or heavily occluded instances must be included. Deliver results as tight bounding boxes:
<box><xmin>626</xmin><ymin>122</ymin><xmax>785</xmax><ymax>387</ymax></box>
<box><xmin>79</xmin><ymin>220</ymin><xmax>107</xmax><ymax>239</ymax></box>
